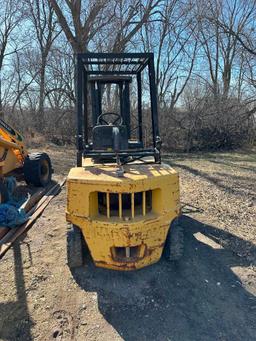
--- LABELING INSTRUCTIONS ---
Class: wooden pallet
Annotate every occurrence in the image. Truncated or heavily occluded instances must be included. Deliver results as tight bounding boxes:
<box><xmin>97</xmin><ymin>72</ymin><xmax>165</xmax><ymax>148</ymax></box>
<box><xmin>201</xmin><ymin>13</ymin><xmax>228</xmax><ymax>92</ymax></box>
<box><xmin>0</xmin><ymin>179</ymin><xmax>65</xmax><ymax>259</ymax></box>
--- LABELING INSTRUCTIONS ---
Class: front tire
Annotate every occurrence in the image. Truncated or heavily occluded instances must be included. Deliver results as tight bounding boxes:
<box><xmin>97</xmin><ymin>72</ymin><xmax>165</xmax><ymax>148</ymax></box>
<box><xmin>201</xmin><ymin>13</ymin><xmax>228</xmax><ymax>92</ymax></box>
<box><xmin>24</xmin><ymin>152</ymin><xmax>52</xmax><ymax>187</ymax></box>
<box><xmin>163</xmin><ymin>218</ymin><xmax>184</xmax><ymax>261</ymax></box>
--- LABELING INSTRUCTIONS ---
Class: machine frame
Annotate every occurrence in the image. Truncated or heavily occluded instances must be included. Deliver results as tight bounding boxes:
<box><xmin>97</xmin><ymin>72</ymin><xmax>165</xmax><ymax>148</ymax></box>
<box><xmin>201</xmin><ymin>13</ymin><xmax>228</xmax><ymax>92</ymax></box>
<box><xmin>66</xmin><ymin>52</ymin><xmax>183</xmax><ymax>271</ymax></box>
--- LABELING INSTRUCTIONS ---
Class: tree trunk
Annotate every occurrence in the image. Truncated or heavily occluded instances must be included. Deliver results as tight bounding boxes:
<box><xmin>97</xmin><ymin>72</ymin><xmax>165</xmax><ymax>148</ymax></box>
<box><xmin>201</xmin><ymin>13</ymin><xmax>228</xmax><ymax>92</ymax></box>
<box><xmin>37</xmin><ymin>55</ymin><xmax>47</xmax><ymax>130</ymax></box>
<box><xmin>0</xmin><ymin>75</ymin><xmax>3</xmax><ymax>119</ymax></box>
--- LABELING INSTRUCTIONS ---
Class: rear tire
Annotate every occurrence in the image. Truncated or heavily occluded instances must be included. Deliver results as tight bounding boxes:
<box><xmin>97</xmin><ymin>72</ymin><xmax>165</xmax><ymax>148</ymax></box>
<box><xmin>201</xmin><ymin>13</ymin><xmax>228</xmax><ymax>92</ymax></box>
<box><xmin>67</xmin><ymin>225</ymin><xmax>84</xmax><ymax>268</ymax></box>
<box><xmin>163</xmin><ymin>218</ymin><xmax>184</xmax><ymax>261</ymax></box>
<box><xmin>23</xmin><ymin>152</ymin><xmax>52</xmax><ymax>187</ymax></box>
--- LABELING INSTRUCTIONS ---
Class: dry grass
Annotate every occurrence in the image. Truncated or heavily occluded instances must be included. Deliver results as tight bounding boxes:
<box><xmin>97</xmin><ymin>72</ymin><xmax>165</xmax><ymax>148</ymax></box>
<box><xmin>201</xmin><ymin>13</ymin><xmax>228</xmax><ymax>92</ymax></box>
<box><xmin>164</xmin><ymin>147</ymin><xmax>256</xmax><ymax>260</ymax></box>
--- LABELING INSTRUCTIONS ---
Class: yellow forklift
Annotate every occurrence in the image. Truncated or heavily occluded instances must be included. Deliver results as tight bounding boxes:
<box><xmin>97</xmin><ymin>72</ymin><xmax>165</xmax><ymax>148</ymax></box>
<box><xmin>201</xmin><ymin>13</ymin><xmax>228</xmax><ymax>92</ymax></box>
<box><xmin>66</xmin><ymin>53</ymin><xmax>183</xmax><ymax>270</ymax></box>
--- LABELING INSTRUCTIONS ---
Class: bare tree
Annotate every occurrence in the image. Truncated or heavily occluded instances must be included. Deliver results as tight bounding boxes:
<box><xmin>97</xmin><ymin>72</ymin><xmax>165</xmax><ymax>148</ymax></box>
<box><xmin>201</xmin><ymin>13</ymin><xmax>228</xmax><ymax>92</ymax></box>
<box><xmin>26</xmin><ymin>0</ymin><xmax>61</xmax><ymax>127</ymax></box>
<box><xmin>0</xmin><ymin>0</ymin><xmax>23</xmax><ymax>117</ymax></box>
<box><xmin>192</xmin><ymin>0</ymin><xmax>245</xmax><ymax>99</ymax></box>
<box><xmin>110</xmin><ymin>0</ymin><xmax>163</xmax><ymax>53</ymax></box>
<box><xmin>10</xmin><ymin>51</ymin><xmax>39</xmax><ymax>117</ymax></box>
<box><xmin>46</xmin><ymin>39</ymin><xmax>75</xmax><ymax>108</ymax></box>
<box><xmin>140</xmin><ymin>0</ymin><xmax>197</xmax><ymax>109</ymax></box>
<box><xmin>0</xmin><ymin>0</ymin><xmax>253</xmax><ymax>149</ymax></box>
<box><xmin>207</xmin><ymin>0</ymin><xmax>256</xmax><ymax>57</ymax></box>
<box><xmin>48</xmin><ymin>0</ymin><xmax>113</xmax><ymax>53</ymax></box>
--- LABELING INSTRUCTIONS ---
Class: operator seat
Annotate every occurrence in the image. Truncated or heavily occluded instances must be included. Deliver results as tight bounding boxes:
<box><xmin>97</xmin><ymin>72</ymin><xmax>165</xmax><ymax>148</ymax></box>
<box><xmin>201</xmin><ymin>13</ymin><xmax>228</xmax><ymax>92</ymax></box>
<box><xmin>92</xmin><ymin>112</ymin><xmax>128</xmax><ymax>151</ymax></box>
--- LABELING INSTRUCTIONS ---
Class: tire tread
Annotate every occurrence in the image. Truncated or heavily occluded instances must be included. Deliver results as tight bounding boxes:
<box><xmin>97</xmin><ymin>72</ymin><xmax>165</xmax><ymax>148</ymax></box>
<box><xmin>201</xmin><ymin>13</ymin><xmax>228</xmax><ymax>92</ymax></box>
<box><xmin>23</xmin><ymin>152</ymin><xmax>52</xmax><ymax>187</ymax></box>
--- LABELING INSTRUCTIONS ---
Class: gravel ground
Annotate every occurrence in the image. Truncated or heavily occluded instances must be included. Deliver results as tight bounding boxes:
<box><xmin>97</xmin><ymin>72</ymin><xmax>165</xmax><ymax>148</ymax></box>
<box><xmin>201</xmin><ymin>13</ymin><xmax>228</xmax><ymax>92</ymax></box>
<box><xmin>0</xmin><ymin>146</ymin><xmax>255</xmax><ymax>341</ymax></box>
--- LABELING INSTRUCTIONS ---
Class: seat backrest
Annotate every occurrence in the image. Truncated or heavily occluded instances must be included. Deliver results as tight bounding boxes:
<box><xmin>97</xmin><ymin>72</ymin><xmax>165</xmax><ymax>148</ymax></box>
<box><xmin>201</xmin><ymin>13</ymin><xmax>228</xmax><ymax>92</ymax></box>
<box><xmin>92</xmin><ymin>125</ymin><xmax>128</xmax><ymax>150</ymax></box>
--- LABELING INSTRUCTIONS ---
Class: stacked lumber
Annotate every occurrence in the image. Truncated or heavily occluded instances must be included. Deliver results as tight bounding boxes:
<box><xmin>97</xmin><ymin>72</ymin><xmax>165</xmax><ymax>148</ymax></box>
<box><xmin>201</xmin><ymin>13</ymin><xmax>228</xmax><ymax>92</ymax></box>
<box><xmin>0</xmin><ymin>179</ymin><xmax>65</xmax><ymax>259</ymax></box>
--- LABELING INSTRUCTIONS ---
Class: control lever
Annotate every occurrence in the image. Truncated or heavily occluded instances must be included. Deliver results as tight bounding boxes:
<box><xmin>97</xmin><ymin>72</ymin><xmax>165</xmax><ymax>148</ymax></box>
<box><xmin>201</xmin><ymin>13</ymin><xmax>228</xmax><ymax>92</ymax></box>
<box><xmin>113</xmin><ymin>127</ymin><xmax>124</xmax><ymax>177</ymax></box>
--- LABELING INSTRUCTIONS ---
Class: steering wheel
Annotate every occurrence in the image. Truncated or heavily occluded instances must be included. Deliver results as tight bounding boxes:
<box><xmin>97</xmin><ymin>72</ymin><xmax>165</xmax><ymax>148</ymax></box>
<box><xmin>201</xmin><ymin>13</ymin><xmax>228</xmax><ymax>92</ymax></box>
<box><xmin>97</xmin><ymin>112</ymin><xmax>123</xmax><ymax>126</ymax></box>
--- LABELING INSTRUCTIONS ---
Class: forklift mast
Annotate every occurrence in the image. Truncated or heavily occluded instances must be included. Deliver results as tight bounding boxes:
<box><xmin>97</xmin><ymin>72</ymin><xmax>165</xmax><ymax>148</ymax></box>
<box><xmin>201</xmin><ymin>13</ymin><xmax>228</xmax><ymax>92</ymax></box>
<box><xmin>75</xmin><ymin>53</ymin><xmax>161</xmax><ymax>166</ymax></box>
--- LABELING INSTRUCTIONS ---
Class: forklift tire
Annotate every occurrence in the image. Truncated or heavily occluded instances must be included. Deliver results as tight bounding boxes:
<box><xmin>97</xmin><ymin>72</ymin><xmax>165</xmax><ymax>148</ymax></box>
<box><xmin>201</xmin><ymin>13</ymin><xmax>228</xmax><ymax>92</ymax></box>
<box><xmin>23</xmin><ymin>152</ymin><xmax>52</xmax><ymax>187</ymax></box>
<box><xmin>67</xmin><ymin>225</ymin><xmax>84</xmax><ymax>268</ymax></box>
<box><xmin>163</xmin><ymin>218</ymin><xmax>184</xmax><ymax>261</ymax></box>
<box><xmin>0</xmin><ymin>181</ymin><xmax>9</xmax><ymax>204</ymax></box>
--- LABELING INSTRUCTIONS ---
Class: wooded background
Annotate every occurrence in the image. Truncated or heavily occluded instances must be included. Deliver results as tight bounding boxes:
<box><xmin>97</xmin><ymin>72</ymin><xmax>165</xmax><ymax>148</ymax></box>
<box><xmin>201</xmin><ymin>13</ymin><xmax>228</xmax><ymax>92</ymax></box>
<box><xmin>1</xmin><ymin>0</ymin><xmax>256</xmax><ymax>151</ymax></box>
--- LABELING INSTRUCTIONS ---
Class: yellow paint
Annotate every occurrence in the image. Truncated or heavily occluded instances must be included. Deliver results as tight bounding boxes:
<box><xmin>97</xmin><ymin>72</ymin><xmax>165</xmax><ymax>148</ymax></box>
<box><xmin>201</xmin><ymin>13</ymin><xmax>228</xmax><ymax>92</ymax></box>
<box><xmin>106</xmin><ymin>192</ymin><xmax>110</xmax><ymax>218</ymax></box>
<box><xmin>0</xmin><ymin>124</ymin><xmax>28</xmax><ymax>175</ymax></box>
<box><xmin>118</xmin><ymin>193</ymin><xmax>122</xmax><ymax>218</ymax></box>
<box><xmin>66</xmin><ymin>158</ymin><xmax>180</xmax><ymax>270</ymax></box>
<box><xmin>131</xmin><ymin>192</ymin><xmax>135</xmax><ymax>218</ymax></box>
<box><xmin>142</xmin><ymin>191</ymin><xmax>146</xmax><ymax>216</ymax></box>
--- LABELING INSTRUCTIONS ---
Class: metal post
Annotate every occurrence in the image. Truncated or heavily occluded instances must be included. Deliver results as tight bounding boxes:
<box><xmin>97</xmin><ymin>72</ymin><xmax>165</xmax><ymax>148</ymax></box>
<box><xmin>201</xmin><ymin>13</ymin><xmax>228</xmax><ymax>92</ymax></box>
<box><xmin>142</xmin><ymin>191</ymin><xmax>146</xmax><ymax>216</ymax></box>
<box><xmin>118</xmin><ymin>193</ymin><xmax>122</xmax><ymax>218</ymax></box>
<box><xmin>83</xmin><ymin>68</ymin><xmax>88</xmax><ymax>145</ymax></box>
<box><xmin>148</xmin><ymin>55</ymin><xmax>159</xmax><ymax>147</ymax></box>
<box><xmin>137</xmin><ymin>72</ymin><xmax>143</xmax><ymax>142</ymax></box>
<box><xmin>123</xmin><ymin>81</ymin><xmax>131</xmax><ymax>138</ymax></box>
<box><xmin>76</xmin><ymin>55</ymin><xmax>83</xmax><ymax>166</ymax></box>
<box><xmin>106</xmin><ymin>192</ymin><xmax>110</xmax><ymax>218</ymax></box>
<box><xmin>119</xmin><ymin>82</ymin><xmax>123</xmax><ymax>118</ymax></box>
<box><xmin>91</xmin><ymin>82</ymin><xmax>97</xmax><ymax>126</ymax></box>
<box><xmin>98</xmin><ymin>82</ymin><xmax>102</xmax><ymax>118</ymax></box>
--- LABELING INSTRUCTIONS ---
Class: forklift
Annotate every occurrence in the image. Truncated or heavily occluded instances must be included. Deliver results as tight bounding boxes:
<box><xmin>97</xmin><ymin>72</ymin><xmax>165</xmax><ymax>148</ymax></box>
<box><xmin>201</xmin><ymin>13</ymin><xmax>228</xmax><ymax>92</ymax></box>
<box><xmin>66</xmin><ymin>53</ymin><xmax>183</xmax><ymax>270</ymax></box>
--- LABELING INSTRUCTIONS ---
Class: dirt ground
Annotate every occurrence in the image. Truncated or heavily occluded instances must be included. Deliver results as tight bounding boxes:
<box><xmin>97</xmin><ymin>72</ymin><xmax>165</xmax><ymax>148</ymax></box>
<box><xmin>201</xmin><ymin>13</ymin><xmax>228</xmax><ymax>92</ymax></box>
<box><xmin>0</xmin><ymin>146</ymin><xmax>255</xmax><ymax>341</ymax></box>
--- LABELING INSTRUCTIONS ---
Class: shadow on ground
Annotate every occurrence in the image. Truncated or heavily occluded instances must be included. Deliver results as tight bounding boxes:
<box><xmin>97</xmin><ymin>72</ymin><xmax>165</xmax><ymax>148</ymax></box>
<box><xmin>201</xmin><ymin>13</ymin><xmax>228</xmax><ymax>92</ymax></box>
<box><xmin>0</xmin><ymin>243</ymin><xmax>34</xmax><ymax>341</ymax></box>
<box><xmin>72</xmin><ymin>216</ymin><xmax>256</xmax><ymax>341</ymax></box>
